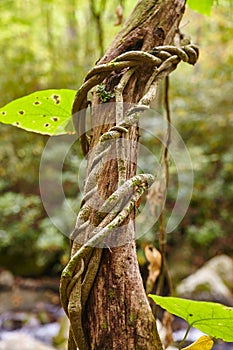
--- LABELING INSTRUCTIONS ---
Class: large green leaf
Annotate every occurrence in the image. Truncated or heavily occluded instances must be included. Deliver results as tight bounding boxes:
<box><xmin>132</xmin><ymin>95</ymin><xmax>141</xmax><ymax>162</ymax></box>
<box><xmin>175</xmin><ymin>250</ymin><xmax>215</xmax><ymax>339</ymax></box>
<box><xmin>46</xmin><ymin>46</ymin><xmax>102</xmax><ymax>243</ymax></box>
<box><xmin>187</xmin><ymin>0</ymin><xmax>214</xmax><ymax>15</ymax></box>
<box><xmin>0</xmin><ymin>89</ymin><xmax>76</xmax><ymax>135</ymax></box>
<box><xmin>149</xmin><ymin>295</ymin><xmax>233</xmax><ymax>342</ymax></box>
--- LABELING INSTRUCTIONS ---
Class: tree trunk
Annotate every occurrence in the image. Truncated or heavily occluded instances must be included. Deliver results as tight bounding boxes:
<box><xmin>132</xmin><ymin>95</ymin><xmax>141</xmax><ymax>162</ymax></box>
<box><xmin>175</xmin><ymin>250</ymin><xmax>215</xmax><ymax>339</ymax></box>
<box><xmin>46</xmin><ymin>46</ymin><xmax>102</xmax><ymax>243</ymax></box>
<box><xmin>71</xmin><ymin>1</ymin><xmax>186</xmax><ymax>349</ymax></box>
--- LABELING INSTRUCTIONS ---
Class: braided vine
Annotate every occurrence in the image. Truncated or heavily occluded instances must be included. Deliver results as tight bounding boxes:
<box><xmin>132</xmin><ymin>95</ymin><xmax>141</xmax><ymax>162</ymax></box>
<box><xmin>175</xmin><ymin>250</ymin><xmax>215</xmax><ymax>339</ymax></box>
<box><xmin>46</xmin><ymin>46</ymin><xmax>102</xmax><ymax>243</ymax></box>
<box><xmin>60</xmin><ymin>44</ymin><xmax>199</xmax><ymax>350</ymax></box>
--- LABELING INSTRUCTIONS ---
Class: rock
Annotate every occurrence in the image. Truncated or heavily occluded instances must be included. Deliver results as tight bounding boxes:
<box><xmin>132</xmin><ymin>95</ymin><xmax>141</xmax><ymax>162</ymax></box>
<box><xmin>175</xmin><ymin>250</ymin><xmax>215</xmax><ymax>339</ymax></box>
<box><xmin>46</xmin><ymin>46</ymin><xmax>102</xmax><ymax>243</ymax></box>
<box><xmin>0</xmin><ymin>333</ymin><xmax>56</xmax><ymax>350</ymax></box>
<box><xmin>176</xmin><ymin>255</ymin><xmax>233</xmax><ymax>305</ymax></box>
<box><xmin>34</xmin><ymin>322</ymin><xmax>60</xmax><ymax>344</ymax></box>
<box><xmin>0</xmin><ymin>271</ymin><xmax>14</xmax><ymax>290</ymax></box>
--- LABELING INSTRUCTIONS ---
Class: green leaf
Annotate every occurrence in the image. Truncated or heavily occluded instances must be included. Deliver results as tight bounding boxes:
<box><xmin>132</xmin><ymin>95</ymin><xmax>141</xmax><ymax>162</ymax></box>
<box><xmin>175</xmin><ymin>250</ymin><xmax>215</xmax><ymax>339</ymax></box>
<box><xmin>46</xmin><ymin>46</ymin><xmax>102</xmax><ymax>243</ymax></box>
<box><xmin>149</xmin><ymin>295</ymin><xmax>233</xmax><ymax>342</ymax></box>
<box><xmin>187</xmin><ymin>0</ymin><xmax>214</xmax><ymax>16</ymax></box>
<box><xmin>0</xmin><ymin>89</ymin><xmax>76</xmax><ymax>135</ymax></box>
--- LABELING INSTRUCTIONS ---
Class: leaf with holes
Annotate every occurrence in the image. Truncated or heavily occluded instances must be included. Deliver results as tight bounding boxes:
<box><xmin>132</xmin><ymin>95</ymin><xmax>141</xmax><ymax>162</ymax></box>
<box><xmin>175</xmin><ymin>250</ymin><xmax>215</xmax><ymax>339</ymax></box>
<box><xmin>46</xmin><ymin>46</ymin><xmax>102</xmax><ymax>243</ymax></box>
<box><xmin>149</xmin><ymin>295</ymin><xmax>233</xmax><ymax>342</ymax></box>
<box><xmin>0</xmin><ymin>89</ymin><xmax>77</xmax><ymax>135</ymax></box>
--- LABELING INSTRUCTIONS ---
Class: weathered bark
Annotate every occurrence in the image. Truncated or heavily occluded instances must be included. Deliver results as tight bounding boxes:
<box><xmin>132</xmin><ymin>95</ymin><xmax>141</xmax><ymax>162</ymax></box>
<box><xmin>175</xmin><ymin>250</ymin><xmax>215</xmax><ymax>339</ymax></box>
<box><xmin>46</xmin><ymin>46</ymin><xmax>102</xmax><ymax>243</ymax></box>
<box><xmin>72</xmin><ymin>0</ymin><xmax>186</xmax><ymax>349</ymax></box>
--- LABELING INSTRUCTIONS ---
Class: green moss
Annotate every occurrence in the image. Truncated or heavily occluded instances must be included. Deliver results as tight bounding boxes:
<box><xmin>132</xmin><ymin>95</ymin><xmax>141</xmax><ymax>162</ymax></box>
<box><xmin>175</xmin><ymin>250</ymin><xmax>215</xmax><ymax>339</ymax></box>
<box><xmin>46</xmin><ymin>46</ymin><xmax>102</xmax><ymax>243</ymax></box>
<box><xmin>131</xmin><ymin>177</ymin><xmax>141</xmax><ymax>187</ymax></box>
<box><xmin>118</xmin><ymin>159</ymin><xmax>126</xmax><ymax>172</ymax></box>
<box><xmin>108</xmin><ymin>288</ymin><xmax>115</xmax><ymax>299</ymax></box>
<box><xmin>123</xmin><ymin>0</ymin><xmax>158</xmax><ymax>35</ymax></box>
<box><xmin>102</xmin><ymin>321</ymin><xmax>108</xmax><ymax>330</ymax></box>
<box><xmin>80</xmin><ymin>206</ymin><xmax>92</xmax><ymax>221</ymax></box>
<box><xmin>93</xmin><ymin>211</ymin><xmax>106</xmax><ymax>226</ymax></box>
<box><xmin>109</xmin><ymin>194</ymin><xmax>118</xmax><ymax>202</ymax></box>
<box><xmin>96</xmin><ymin>83</ymin><xmax>115</xmax><ymax>103</ymax></box>
<box><xmin>128</xmin><ymin>313</ymin><xmax>137</xmax><ymax>326</ymax></box>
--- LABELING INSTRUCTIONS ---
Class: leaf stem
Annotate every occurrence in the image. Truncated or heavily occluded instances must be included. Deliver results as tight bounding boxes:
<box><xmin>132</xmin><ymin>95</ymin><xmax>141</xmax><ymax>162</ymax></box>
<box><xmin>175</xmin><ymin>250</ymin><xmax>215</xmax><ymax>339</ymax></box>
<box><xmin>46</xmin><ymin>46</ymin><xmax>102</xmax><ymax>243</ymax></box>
<box><xmin>178</xmin><ymin>324</ymin><xmax>191</xmax><ymax>349</ymax></box>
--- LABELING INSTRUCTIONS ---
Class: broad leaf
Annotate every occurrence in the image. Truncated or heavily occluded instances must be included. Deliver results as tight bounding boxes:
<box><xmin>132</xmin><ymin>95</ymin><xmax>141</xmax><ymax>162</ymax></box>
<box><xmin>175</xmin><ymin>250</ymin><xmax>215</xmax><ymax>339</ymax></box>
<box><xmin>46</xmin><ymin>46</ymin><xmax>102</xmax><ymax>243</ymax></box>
<box><xmin>182</xmin><ymin>336</ymin><xmax>214</xmax><ymax>350</ymax></box>
<box><xmin>187</xmin><ymin>0</ymin><xmax>214</xmax><ymax>16</ymax></box>
<box><xmin>149</xmin><ymin>295</ymin><xmax>233</xmax><ymax>342</ymax></box>
<box><xmin>0</xmin><ymin>89</ymin><xmax>76</xmax><ymax>135</ymax></box>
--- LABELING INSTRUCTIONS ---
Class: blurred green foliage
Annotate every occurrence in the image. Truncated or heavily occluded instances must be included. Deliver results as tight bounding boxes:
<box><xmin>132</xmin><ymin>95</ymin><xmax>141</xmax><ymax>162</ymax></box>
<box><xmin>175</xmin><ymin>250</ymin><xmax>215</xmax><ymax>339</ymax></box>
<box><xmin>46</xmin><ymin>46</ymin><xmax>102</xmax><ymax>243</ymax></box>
<box><xmin>168</xmin><ymin>7</ymin><xmax>233</xmax><ymax>259</ymax></box>
<box><xmin>0</xmin><ymin>191</ymin><xmax>65</xmax><ymax>275</ymax></box>
<box><xmin>0</xmin><ymin>0</ymin><xmax>134</xmax><ymax>276</ymax></box>
<box><xmin>0</xmin><ymin>1</ymin><xmax>232</xmax><ymax>276</ymax></box>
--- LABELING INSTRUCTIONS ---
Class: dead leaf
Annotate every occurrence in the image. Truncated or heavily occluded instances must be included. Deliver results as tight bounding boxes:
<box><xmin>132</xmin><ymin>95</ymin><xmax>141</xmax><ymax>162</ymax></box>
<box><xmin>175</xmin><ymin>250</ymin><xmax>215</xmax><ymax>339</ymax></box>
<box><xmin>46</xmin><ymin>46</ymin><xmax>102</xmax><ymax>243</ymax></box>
<box><xmin>114</xmin><ymin>4</ymin><xmax>123</xmax><ymax>26</ymax></box>
<box><xmin>162</xmin><ymin>311</ymin><xmax>174</xmax><ymax>348</ymax></box>
<box><xmin>181</xmin><ymin>335</ymin><xmax>214</xmax><ymax>350</ymax></box>
<box><xmin>145</xmin><ymin>244</ymin><xmax>162</xmax><ymax>292</ymax></box>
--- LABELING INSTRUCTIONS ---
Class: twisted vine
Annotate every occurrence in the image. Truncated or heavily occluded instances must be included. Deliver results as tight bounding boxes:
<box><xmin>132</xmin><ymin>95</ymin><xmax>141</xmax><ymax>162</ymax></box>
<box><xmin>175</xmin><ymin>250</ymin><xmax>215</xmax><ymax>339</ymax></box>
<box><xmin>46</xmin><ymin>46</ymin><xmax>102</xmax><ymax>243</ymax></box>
<box><xmin>72</xmin><ymin>44</ymin><xmax>199</xmax><ymax>155</ymax></box>
<box><xmin>60</xmin><ymin>44</ymin><xmax>199</xmax><ymax>350</ymax></box>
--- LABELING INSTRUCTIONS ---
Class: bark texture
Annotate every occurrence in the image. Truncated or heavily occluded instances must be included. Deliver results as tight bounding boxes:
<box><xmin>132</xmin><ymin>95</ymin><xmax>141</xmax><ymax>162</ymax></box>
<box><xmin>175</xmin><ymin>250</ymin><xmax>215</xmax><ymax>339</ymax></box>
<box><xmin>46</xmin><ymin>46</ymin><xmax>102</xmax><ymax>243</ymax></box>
<box><xmin>72</xmin><ymin>1</ymin><xmax>186</xmax><ymax>349</ymax></box>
